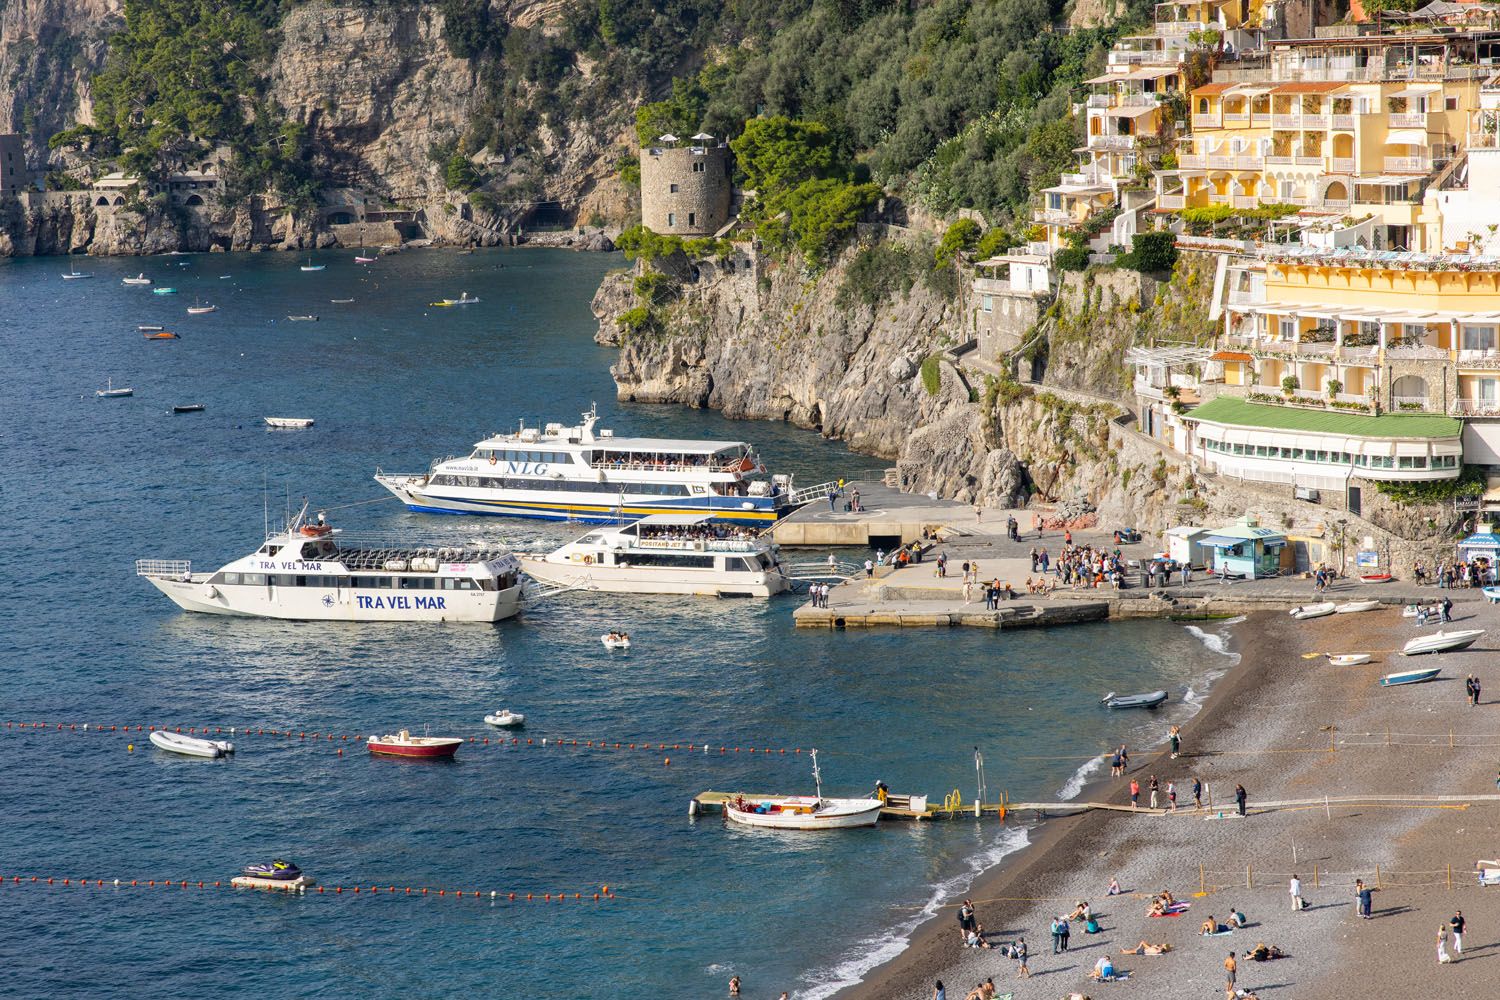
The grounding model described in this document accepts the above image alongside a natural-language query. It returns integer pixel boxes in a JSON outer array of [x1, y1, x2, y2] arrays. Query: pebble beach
[[844, 593, 1500, 1000]]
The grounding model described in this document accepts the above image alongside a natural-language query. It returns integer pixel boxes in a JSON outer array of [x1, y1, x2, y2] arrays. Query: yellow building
[[1158, 30, 1500, 250]]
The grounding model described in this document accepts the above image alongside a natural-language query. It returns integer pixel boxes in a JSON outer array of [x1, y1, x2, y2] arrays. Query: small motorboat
[[431, 292, 481, 307], [355, 255, 377, 263], [367, 729, 463, 759], [1327, 653, 1373, 667], [1101, 690, 1169, 710], [122, 273, 152, 285], [330, 298, 354, 303], [241, 859, 302, 881], [62, 267, 93, 280], [149, 729, 234, 758], [1401, 629, 1485, 656], [483, 709, 526, 727], [601, 633, 632, 650], [1483, 586, 1500, 605], [264, 417, 314, 429], [287, 315, 318, 322], [722, 751, 881, 830], [1360, 573, 1394, 584], [1380, 667, 1441, 687], [1335, 599, 1381, 614], [300, 257, 325, 272], [144, 331, 180, 340], [1290, 602, 1337, 620], [187, 303, 217, 315], [138, 325, 165, 331], [153, 287, 177, 295], [96, 378, 133, 398], [172, 403, 205, 414]]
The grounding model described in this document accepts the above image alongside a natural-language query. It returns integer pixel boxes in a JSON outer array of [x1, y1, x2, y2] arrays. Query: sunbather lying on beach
[[1120, 941, 1172, 955], [1247, 942, 1285, 961], [1068, 900, 1092, 922]]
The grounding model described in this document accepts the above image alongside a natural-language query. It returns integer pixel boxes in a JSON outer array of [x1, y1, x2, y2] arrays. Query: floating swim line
[[0, 874, 615, 902]]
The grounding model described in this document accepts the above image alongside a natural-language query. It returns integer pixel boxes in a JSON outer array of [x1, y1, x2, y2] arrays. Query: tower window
[[688, 212, 696, 227], [667, 213, 676, 227], [692, 162, 706, 173], [670, 183, 679, 193]]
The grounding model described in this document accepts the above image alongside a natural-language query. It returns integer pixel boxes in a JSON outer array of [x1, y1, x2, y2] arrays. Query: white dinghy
[[1290, 602, 1337, 620], [1334, 600, 1381, 614], [149, 730, 234, 758]]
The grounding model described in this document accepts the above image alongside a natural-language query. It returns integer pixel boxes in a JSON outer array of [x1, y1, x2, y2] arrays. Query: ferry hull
[[377, 475, 785, 526], [144, 576, 520, 623], [519, 556, 788, 597]]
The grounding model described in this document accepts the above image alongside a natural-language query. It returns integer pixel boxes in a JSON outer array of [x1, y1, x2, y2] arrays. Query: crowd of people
[[636, 523, 757, 543], [1415, 557, 1496, 589]]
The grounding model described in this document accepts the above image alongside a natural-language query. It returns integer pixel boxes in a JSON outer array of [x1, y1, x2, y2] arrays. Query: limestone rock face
[[0, 0, 123, 163]]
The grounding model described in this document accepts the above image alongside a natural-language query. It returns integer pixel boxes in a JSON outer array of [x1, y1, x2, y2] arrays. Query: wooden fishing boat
[[264, 417, 314, 429], [367, 730, 462, 759], [1360, 573, 1394, 584], [143, 331, 179, 340], [1380, 667, 1440, 687], [172, 403, 205, 414], [722, 750, 881, 830]]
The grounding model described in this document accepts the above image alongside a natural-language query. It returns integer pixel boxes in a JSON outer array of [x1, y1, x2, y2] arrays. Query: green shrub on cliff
[[632, 272, 679, 305], [920, 355, 942, 396], [1375, 466, 1483, 505], [935, 219, 981, 265], [836, 241, 919, 309]]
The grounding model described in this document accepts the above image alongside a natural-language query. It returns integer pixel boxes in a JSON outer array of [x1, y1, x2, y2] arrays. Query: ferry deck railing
[[136, 559, 191, 578], [635, 537, 761, 553]]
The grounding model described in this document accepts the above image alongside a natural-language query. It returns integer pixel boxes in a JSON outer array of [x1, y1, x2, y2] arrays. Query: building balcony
[[1454, 399, 1500, 416], [1232, 195, 1257, 209], [1251, 113, 1273, 127], [1301, 114, 1330, 129], [1331, 114, 1356, 129], [1159, 193, 1186, 209], [1155, 19, 1208, 36], [1087, 94, 1111, 109], [1295, 155, 1323, 166], [1037, 209, 1075, 226], [1387, 343, 1449, 360], [1090, 134, 1137, 150], [1322, 198, 1352, 211], [1235, 154, 1264, 170], [1333, 391, 1372, 405], [1178, 153, 1206, 168], [1289, 387, 1327, 402], [1207, 154, 1235, 169], [1193, 113, 1223, 128], [1384, 156, 1432, 173], [1330, 157, 1355, 174], [1266, 154, 1293, 165], [1225, 112, 1250, 126], [1388, 112, 1429, 128], [1118, 93, 1160, 108]]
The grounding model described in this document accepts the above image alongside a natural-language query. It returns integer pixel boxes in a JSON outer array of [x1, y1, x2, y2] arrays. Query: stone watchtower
[[0, 134, 26, 196], [639, 132, 731, 237]]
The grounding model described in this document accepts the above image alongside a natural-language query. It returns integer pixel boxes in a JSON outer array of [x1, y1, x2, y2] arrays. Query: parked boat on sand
[[1380, 667, 1441, 687], [1290, 602, 1337, 620], [1101, 690, 1169, 710], [1401, 630, 1484, 656], [1327, 653, 1373, 667], [1334, 599, 1381, 614]]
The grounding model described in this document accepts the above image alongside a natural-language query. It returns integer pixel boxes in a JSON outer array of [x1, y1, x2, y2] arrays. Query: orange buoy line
[[0, 874, 616, 902], [3, 721, 817, 756]]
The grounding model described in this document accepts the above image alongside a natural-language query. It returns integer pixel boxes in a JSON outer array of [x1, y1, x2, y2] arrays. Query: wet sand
[[838, 599, 1500, 1000]]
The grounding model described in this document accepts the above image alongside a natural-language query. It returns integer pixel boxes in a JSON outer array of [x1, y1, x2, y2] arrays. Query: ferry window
[[267, 545, 281, 557], [223, 572, 241, 585], [243, 573, 267, 586], [296, 576, 309, 587]]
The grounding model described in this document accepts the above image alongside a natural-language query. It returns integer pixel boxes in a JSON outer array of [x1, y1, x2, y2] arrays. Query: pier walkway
[[771, 479, 977, 548]]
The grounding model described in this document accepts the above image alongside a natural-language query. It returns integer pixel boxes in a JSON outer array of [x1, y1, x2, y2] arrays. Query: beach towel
[[1203, 929, 1234, 937], [1149, 902, 1191, 917]]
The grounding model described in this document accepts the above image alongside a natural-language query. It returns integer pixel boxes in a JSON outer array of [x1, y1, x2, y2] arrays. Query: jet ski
[[241, 859, 302, 880]]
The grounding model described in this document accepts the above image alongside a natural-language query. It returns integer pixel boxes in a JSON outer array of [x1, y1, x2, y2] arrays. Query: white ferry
[[135, 508, 522, 623], [374, 406, 797, 525], [520, 514, 790, 597]]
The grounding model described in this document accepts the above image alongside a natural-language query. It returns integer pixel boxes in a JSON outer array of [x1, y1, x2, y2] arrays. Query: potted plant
[[1281, 375, 1299, 396], [1326, 378, 1342, 399]]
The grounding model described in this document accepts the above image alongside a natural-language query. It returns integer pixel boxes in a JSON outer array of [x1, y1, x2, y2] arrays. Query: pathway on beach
[[847, 602, 1500, 1000]]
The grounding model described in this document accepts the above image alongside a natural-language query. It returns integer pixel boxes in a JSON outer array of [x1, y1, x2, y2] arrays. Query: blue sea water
[[0, 249, 1236, 998]]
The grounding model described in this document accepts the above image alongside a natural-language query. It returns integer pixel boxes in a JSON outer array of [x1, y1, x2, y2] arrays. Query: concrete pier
[[772, 480, 978, 548]]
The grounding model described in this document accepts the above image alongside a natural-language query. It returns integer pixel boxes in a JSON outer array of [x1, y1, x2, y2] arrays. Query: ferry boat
[[135, 506, 523, 623], [375, 406, 797, 525], [520, 514, 790, 597]]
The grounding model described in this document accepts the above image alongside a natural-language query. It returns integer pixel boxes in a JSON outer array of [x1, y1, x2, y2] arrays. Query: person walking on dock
[[827, 488, 838, 512], [1235, 783, 1248, 816], [1193, 776, 1203, 810], [1166, 780, 1177, 811], [1450, 911, 1466, 957]]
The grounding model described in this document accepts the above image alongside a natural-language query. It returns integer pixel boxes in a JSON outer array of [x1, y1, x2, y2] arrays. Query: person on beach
[[1167, 780, 1178, 811], [1089, 954, 1115, 981], [1049, 917, 1063, 954], [1149, 775, 1159, 809], [1355, 879, 1374, 918], [1110, 748, 1122, 777], [957, 900, 975, 943], [1121, 941, 1172, 955], [1058, 915, 1070, 952], [1235, 783, 1248, 816], [1472, 675, 1482, 707], [1200, 916, 1222, 935], [1289, 874, 1303, 911], [1224, 950, 1238, 988], [1450, 911, 1465, 957], [1130, 778, 1140, 809], [1015, 936, 1030, 978], [1120, 745, 1129, 771], [1170, 725, 1181, 759], [1438, 926, 1452, 964], [1229, 907, 1247, 928], [1193, 776, 1204, 809], [1108, 877, 1122, 895], [933, 980, 946, 1000]]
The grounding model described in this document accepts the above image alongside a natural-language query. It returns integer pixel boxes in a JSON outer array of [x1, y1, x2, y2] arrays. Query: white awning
[[1387, 85, 1442, 98], [1384, 129, 1430, 146], [1111, 104, 1161, 119]]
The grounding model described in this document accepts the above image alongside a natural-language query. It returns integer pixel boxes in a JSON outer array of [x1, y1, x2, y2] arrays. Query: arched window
[[95, 196, 110, 207]]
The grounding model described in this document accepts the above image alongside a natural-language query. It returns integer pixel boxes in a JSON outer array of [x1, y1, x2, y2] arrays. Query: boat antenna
[[263, 472, 269, 540], [811, 748, 823, 803]]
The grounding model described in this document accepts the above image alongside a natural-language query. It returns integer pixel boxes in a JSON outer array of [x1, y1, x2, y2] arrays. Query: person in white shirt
[[1289, 874, 1303, 911]]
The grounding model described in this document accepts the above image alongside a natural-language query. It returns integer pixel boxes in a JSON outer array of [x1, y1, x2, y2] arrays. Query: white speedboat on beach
[[1290, 602, 1337, 620], [1400, 629, 1484, 656], [375, 405, 797, 526], [521, 514, 790, 597], [723, 751, 881, 831], [150, 730, 234, 758], [136, 504, 523, 623], [1334, 599, 1381, 614]]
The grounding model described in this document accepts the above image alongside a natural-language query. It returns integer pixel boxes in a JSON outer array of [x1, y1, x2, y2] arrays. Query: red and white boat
[[1360, 573, 1394, 584], [367, 730, 463, 759]]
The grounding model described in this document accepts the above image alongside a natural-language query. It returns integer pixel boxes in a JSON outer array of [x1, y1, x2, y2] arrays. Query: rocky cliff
[[0, 0, 121, 163]]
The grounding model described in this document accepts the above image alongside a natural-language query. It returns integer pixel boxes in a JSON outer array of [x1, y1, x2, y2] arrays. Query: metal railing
[[136, 559, 191, 578], [1389, 112, 1429, 128], [1453, 399, 1500, 416], [1384, 156, 1432, 173]]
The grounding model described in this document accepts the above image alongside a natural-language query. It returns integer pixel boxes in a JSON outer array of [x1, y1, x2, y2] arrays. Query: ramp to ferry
[[772, 479, 979, 548]]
